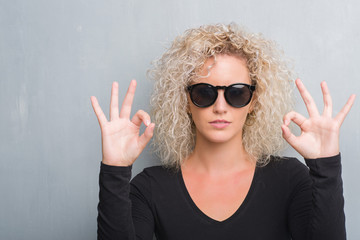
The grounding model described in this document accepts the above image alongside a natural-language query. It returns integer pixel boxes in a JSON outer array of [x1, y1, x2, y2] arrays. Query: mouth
[[209, 119, 231, 129]]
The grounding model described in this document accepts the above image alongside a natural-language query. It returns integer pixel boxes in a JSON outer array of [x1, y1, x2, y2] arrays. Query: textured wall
[[0, 0, 359, 239]]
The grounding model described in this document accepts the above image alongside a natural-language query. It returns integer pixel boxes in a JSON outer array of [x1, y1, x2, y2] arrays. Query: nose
[[213, 90, 228, 114]]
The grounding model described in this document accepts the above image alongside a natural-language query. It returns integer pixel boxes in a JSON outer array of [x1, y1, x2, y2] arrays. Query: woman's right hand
[[90, 80, 155, 166]]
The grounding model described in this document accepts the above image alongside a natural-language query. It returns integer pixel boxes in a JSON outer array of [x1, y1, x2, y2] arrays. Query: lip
[[209, 119, 231, 129]]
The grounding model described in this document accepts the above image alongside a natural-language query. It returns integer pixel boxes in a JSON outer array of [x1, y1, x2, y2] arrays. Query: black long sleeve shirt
[[97, 154, 346, 240]]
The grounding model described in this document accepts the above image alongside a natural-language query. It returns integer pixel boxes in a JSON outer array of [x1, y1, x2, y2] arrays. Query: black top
[[97, 154, 346, 240]]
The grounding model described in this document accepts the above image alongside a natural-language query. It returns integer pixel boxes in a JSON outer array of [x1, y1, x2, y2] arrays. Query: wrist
[[102, 159, 132, 167]]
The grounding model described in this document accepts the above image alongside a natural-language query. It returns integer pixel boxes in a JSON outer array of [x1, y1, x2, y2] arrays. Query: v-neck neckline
[[177, 165, 259, 224]]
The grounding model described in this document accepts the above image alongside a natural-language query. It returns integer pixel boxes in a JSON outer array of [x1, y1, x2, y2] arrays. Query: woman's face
[[189, 54, 253, 144]]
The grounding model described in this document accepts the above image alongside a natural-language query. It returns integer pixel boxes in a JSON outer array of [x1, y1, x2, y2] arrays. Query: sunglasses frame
[[186, 83, 256, 108]]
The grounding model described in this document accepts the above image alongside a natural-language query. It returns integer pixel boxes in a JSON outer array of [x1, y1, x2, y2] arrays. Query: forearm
[[97, 162, 135, 240], [305, 154, 346, 240]]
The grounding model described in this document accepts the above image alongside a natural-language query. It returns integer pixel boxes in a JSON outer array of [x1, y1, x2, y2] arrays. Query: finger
[[334, 94, 356, 125], [296, 79, 320, 117], [321, 81, 333, 117], [90, 96, 108, 127], [281, 124, 298, 148], [138, 123, 155, 150], [283, 111, 307, 128], [119, 80, 137, 119], [131, 110, 151, 128], [110, 82, 119, 121]]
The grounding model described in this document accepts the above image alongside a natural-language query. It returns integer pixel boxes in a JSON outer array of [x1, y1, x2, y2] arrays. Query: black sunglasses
[[186, 83, 256, 108]]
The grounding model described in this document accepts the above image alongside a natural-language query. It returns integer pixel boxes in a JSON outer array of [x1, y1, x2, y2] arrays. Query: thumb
[[138, 123, 155, 150], [281, 124, 297, 148]]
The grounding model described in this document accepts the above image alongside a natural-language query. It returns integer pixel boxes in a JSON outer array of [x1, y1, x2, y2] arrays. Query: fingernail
[[146, 120, 150, 126]]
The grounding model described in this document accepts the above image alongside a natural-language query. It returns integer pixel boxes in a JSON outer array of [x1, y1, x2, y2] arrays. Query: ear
[[186, 92, 192, 114], [248, 101, 254, 113], [187, 106, 192, 115], [248, 89, 258, 113]]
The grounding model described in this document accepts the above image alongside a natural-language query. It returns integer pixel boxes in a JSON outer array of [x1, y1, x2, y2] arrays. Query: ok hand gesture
[[282, 79, 355, 159], [90, 80, 155, 166]]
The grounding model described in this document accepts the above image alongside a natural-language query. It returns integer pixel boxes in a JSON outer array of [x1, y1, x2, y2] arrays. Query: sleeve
[[288, 154, 346, 240], [304, 154, 346, 240], [97, 162, 154, 240]]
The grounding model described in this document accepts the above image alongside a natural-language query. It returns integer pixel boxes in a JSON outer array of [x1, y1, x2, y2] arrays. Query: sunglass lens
[[191, 84, 217, 107], [226, 85, 251, 107]]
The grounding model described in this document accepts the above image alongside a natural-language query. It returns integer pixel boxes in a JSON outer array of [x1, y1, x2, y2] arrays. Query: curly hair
[[148, 23, 294, 169]]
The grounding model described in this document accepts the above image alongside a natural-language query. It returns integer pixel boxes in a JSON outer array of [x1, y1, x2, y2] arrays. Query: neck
[[183, 133, 254, 175]]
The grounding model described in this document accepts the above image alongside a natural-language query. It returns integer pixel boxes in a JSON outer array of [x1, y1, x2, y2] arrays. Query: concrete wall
[[1, 0, 359, 239]]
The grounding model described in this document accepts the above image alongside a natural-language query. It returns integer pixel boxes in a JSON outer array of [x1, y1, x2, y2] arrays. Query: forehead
[[195, 54, 251, 86]]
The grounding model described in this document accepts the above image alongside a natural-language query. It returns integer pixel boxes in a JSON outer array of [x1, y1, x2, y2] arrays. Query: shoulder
[[132, 165, 177, 181], [262, 156, 308, 173], [256, 156, 312, 200], [258, 156, 310, 185], [130, 165, 178, 191]]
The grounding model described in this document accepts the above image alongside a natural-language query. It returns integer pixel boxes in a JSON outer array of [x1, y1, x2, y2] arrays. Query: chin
[[195, 127, 243, 144], [201, 132, 240, 144]]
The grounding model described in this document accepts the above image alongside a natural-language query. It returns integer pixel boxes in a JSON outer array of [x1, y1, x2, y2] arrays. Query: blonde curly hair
[[148, 23, 294, 169]]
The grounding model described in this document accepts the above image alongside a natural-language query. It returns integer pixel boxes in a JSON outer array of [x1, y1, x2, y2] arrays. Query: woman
[[91, 23, 355, 240]]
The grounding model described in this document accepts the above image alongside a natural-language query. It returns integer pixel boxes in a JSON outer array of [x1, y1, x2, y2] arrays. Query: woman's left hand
[[281, 79, 356, 159]]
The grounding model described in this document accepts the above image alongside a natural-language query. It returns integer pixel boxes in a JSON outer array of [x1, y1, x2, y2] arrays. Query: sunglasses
[[186, 83, 256, 108]]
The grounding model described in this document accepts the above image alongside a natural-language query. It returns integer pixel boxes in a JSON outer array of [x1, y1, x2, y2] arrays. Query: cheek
[[188, 107, 213, 132], [234, 108, 251, 127], [189, 108, 205, 127]]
